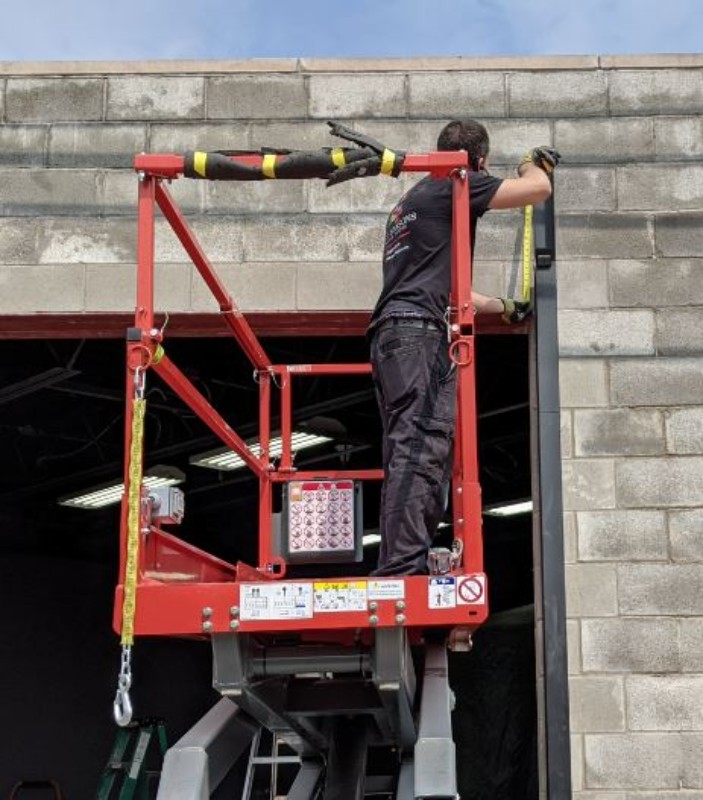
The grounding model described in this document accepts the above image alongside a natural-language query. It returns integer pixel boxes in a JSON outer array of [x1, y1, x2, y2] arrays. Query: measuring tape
[[521, 204, 534, 303]]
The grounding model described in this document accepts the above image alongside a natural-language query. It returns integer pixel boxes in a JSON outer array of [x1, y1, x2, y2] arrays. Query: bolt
[[395, 614, 406, 625], [369, 614, 379, 626], [457, 486, 463, 494], [457, 518, 464, 526], [202, 607, 213, 618], [229, 606, 240, 617], [368, 601, 378, 612], [395, 600, 406, 611], [230, 620, 240, 630], [202, 621, 213, 632]]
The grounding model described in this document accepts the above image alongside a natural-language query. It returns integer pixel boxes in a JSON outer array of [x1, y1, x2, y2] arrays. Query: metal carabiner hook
[[113, 676, 133, 727]]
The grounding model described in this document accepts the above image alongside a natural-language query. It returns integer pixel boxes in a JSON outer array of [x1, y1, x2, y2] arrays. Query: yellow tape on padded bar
[[262, 154, 277, 178], [380, 148, 396, 176], [193, 151, 208, 178], [331, 148, 346, 168], [120, 397, 146, 646], [521, 204, 533, 302]]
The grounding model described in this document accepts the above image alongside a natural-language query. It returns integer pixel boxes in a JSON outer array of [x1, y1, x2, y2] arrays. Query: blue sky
[[1, 0, 700, 61]]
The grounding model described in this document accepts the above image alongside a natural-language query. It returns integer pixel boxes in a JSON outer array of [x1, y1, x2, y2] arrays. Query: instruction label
[[240, 582, 313, 621], [457, 575, 486, 605], [367, 579, 405, 601], [428, 577, 456, 609], [313, 581, 367, 613]]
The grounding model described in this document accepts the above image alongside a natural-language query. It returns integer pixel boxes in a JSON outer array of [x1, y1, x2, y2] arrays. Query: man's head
[[436, 119, 490, 171]]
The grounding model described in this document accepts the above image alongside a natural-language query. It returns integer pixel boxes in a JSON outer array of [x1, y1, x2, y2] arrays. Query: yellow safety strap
[[262, 154, 277, 179], [120, 397, 146, 647], [380, 148, 396, 176], [331, 148, 346, 168], [151, 344, 165, 366], [193, 151, 208, 179], [521, 204, 534, 302]]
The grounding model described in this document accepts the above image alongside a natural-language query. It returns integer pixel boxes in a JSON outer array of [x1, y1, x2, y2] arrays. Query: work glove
[[325, 120, 405, 186], [501, 299, 533, 324], [518, 146, 561, 174]]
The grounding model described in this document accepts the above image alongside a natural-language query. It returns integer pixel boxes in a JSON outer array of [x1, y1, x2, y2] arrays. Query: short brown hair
[[436, 119, 490, 170]]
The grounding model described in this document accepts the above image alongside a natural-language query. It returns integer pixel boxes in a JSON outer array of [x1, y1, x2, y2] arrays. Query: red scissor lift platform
[[114, 147, 490, 799]]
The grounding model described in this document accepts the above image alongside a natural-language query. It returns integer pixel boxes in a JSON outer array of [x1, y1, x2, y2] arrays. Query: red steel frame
[[114, 150, 488, 638]]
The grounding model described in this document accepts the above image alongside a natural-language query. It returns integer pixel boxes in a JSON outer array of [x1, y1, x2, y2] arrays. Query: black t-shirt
[[369, 171, 503, 328]]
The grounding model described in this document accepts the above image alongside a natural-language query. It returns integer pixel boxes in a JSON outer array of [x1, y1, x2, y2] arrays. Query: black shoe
[[501, 298, 532, 324]]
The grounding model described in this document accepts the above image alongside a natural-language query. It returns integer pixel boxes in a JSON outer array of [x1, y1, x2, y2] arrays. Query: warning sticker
[[457, 575, 486, 605], [367, 579, 405, 601], [240, 583, 313, 621], [428, 577, 456, 609], [313, 581, 367, 613]]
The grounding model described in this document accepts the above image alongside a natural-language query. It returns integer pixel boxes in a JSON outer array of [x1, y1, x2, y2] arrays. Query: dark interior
[[0, 330, 535, 798]]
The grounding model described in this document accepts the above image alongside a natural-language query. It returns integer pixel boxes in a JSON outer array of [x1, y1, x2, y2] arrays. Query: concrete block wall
[[1, 55, 702, 797]]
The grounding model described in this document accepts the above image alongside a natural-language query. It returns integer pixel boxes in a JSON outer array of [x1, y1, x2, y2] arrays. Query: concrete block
[[555, 118, 654, 164], [149, 121, 250, 153], [568, 619, 582, 674], [680, 619, 703, 672], [573, 793, 625, 800], [37, 218, 137, 264], [407, 72, 506, 118], [655, 117, 703, 159], [0, 219, 40, 264], [566, 564, 618, 617], [509, 71, 607, 117], [577, 510, 668, 562], [627, 676, 703, 731], [474, 210, 525, 261], [207, 75, 306, 119], [554, 168, 616, 212], [585, 733, 683, 789], [557, 214, 653, 260], [482, 119, 553, 165], [206, 179, 305, 215], [570, 677, 625, 732], [557, 260, 609, 310], [618, 564, 703, 616], [102, 170, 204, 217], [6, 78, 103, 122], [154, 217, 243, 264], [559, 359, 609, 408], [248, 120, 339, 152], [0, 263, 84, 312], [656, 212, 703, 257], [669, 509, 703, 562], [297, 262, 381, 311], [86, 262, 191, 312], [564, 510, 577, 562], [572, 732, 584, 791], [190, 261, 296, 312], [683, 734, 703, 787], [562, 458, 616, 511], [656, 309, 703, 356], [573, 409, 664, 457], [618, 165, 703, 211], [581, 618, 680, 673], [616, 457, 703, 509], [107, 76, 204, 121], [624, 794, 703, 800], [609, 258, 703, 308], [346, 214, 387, 262], [0, 125, 47, 167], [328, 120, 438, 154], [0, 168, 99, 216], [308, 74, 406, 119], [558, 310, 655, 357], [609, 69, 703, 116], [562, 411, 573, 460], [307, 172, 417, 215], [241, 216, 348, 263], [49, 123, 146, 169], [611, 358, 703, 407], [666, 398, 703, 454]]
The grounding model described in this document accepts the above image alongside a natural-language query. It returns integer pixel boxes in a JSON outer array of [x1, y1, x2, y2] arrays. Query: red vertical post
[[279, 369, 293, 472], [258, 372, 273, 570], [450, 169, 483, 573]]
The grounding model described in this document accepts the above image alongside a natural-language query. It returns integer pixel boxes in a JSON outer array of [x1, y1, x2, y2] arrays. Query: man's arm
[[488, 145, 560, 210]]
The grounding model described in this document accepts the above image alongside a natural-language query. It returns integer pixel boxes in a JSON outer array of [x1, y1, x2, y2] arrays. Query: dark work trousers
[[370, 320, 456, 575]]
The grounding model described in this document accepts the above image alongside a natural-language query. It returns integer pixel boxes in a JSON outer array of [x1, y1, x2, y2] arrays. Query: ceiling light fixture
[[190, 431, 333, 471], [483, 499, 533, 517], [58, 465, 185, 510]]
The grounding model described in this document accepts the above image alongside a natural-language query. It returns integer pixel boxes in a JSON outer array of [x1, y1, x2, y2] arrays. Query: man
[[368, 119, 559, 576]]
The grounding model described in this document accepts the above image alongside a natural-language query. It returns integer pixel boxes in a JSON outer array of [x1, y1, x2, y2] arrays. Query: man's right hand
[[518, 146, 561, 174]]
